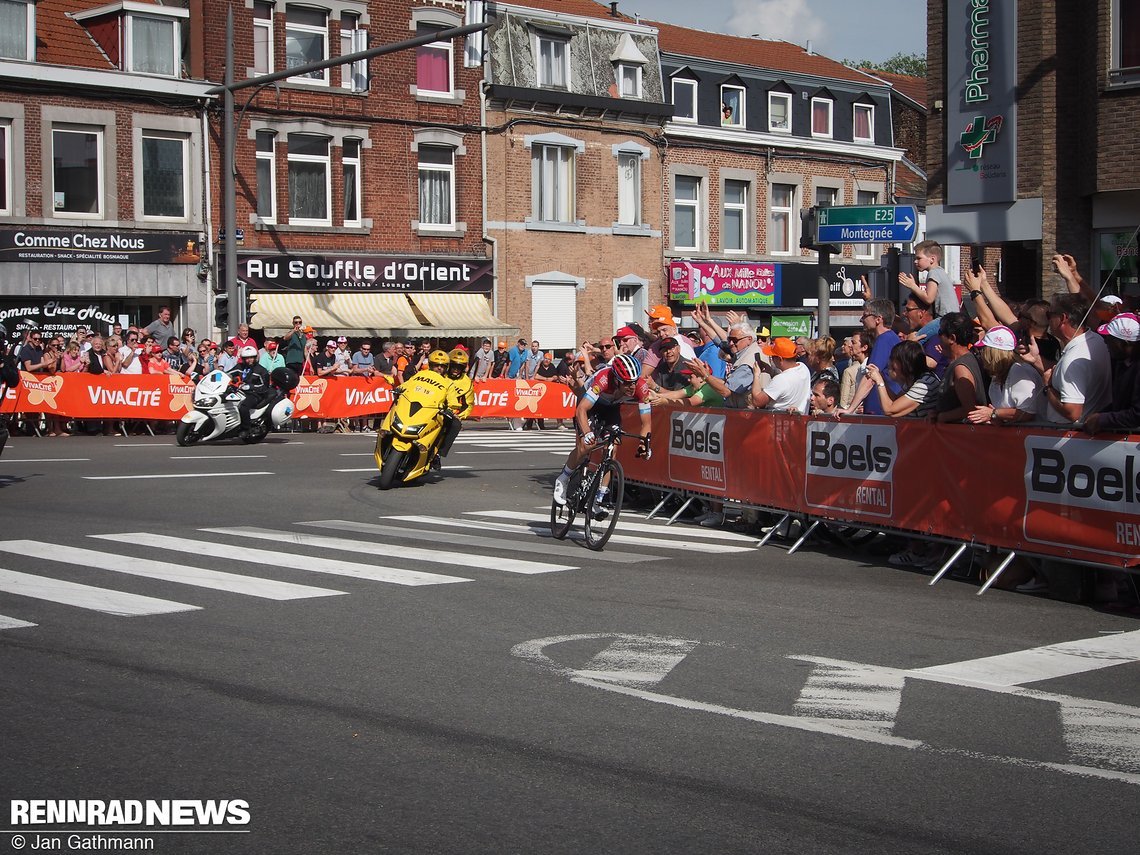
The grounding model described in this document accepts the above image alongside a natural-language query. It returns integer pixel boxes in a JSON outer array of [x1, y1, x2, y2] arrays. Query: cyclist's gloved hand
[[636, 433, 652, 459], [582, 431, 596, 446]]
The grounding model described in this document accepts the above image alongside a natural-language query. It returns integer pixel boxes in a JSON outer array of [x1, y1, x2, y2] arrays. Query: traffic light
[[215, 292, 229, 331], [799, 206, 818, 250]]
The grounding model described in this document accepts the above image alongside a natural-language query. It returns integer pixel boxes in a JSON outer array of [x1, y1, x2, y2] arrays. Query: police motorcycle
[[176, 346, 297, 446], [374, 349, 455, 489]]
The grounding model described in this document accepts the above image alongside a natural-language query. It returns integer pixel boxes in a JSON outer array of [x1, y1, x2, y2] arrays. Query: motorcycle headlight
[[394, 421, 422, 435], [197, 395, 219, 408]]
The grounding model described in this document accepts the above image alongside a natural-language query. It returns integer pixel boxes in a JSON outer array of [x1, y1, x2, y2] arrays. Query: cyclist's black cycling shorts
[[581, 402, 621, 434]]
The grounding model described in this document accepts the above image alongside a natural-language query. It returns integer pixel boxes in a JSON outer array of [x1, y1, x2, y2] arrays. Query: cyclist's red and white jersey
[[583, 366, 652, 414]]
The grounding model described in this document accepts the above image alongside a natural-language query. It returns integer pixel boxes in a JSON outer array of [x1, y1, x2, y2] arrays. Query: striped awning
[[408, 292, 516, 338], [249, 292, 425, 337]]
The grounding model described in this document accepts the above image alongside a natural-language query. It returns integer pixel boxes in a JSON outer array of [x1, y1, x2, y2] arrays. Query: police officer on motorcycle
[[234, 345, 272, 431], [0, 322, 19, 458]]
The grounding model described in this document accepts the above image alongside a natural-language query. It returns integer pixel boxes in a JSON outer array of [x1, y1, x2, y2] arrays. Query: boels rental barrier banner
[[618, 406, 1140, 570], [1, 374, 575, 421]]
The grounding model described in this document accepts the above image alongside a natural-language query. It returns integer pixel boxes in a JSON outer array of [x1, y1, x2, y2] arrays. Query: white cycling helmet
[[239, 345, 258, 358]]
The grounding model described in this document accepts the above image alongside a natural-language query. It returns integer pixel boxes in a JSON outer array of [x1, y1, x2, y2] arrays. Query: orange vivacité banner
[[616, 405, 1140, 570], [1, 373, 577, 420]]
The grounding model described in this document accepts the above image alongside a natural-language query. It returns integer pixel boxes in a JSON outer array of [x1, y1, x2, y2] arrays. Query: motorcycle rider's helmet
[[610, 353, 641, 383], [239, 345, 258, 359], [447, 348, 469, 379], [428, 349, 450, 374]]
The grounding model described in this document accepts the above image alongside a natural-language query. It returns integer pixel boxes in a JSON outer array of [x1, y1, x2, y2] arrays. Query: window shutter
[[530, 283, 577, 351]]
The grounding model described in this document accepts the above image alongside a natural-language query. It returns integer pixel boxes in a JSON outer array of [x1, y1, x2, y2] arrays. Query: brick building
[[0, 0, 213, 340], [481, 0, 671, 351], [652, 20, 910, 336], [926, 0, 1140, 300], [200, 0, 511, 342]]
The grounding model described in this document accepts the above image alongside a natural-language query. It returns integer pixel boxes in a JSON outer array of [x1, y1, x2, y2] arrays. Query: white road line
[[170, 455, 268, 460], [0, 541, 345, 602], [1, 458, 91, 463], [84, 472, 275, 481], [466, 510, 760, 543], [204, 527, 577, 575], [791, 658, 906, 736], [0, 567, 199, 617], [298, 519, 648, 564], [911, 629, 1140, 687], [339, 453, 374, 456], [0, 614, 37, 631], [385, 515, 753, 553], [113, 444, 170, 447], [91, 532, 470, 587], [573, 636, 700, 688], [332, 467, 472, 472]]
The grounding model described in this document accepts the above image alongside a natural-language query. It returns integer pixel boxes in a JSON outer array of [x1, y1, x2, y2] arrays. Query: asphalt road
[[0, 424, 1137, 854]]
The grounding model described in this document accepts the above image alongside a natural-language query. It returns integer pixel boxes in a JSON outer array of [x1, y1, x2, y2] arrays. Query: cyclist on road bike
[[553, 353, 652, 506]]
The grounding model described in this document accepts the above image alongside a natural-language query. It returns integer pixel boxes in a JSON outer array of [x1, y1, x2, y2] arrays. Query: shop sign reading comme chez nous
[[0, 228, 202, 264]]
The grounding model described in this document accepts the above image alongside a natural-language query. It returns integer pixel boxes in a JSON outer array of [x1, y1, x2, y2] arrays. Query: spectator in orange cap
[[640, 305, 696, 380], [752, 337, 811, 413], [492, 339, 510, 378]]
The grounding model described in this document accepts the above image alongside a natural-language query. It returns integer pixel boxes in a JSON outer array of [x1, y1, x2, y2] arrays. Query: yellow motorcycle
[[374, 352, 452, 489]]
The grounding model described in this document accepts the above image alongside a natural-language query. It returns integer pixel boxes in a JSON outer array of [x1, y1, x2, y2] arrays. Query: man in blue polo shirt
[[507, 338, 528, 379], [860, 298, 901, 416]]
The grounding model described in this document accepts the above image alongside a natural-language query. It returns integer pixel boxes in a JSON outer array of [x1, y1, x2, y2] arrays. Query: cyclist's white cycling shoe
[[553, 475, 569, 505]]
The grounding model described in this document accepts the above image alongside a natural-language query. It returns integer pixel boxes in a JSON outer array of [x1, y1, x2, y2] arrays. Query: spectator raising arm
[[1053, 253, 1097, 303]]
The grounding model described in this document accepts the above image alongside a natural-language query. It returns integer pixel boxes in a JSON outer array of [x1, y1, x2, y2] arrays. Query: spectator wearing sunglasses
[[17, 330, 50, 373], [283, 317, 308, 375]]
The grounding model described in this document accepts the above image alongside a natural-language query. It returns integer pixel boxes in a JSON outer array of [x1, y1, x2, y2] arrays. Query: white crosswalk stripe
[[204, 526, 578, 575], [91, 532, 472, 587], [464, 510, 761, 544], [0, 567, 199, 617], [0, 541, 345, 601], [0, 614, 37, 630]]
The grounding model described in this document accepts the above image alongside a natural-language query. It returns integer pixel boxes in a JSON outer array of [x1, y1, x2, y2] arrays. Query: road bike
[[549, 425, 645, 551]]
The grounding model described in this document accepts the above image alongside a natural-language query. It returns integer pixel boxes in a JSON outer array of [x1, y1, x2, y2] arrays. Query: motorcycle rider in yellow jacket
[[439, 348, 473, 456]]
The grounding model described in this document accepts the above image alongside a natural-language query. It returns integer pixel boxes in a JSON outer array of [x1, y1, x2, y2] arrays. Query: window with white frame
[[416, 22, 453, 95], [854, 189, 878, 259], [418, 145, 455, 230], [671, 78, 697, 122], [768, 91, 791, 133], [0, 0, 35, 61], [256, 130, 276, 222], [722, 179, 748, 254], [530, 278, 578, 351], [285, 5, 329, 84], [52, 128, 103, 218], [287, 133, 330, 224], [721, 84, 744, 126], [343, 137, 362, 226], [340, 12, 369, 91], [1111, 0, 1140, 80], [768, 183, 795, 255], [673, 175, 701, 251], [0, 121, 9, 215], [616, 63, 641, 98], [253, 1, 274, 75], [140, 133, 187, 220], [617, 151, 641, 227], [536, 34, 568, 89], [853, 103, 874, 142], [532, 144, 575, 223], [811, 97, 833, 137], [128, 13, 180, 76], [815, 185, 838, 208]]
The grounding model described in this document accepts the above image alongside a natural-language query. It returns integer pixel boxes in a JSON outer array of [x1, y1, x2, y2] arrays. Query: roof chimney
[[610, 1, 619, 16], [805, 39, 814, 55]]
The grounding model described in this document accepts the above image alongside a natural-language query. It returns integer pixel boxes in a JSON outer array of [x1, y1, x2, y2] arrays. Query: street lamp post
[[206, 6, 490, 338]]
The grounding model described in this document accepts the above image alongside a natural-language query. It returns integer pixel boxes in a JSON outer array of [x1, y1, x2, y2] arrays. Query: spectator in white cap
[[1094, 293, 1125, 326], [311, 340, 339, 378], [967, 325, 1044, 425], [1084, 312, 1140, 433], [333, 336, 352, 375]]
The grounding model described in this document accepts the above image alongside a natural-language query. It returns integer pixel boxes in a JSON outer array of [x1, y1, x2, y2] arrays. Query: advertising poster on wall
[[668, 261, 780, 306]]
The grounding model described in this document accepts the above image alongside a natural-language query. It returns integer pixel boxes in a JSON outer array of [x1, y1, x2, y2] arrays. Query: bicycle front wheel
[[550, 469, 580, 540], [584, 459, 624, 551]]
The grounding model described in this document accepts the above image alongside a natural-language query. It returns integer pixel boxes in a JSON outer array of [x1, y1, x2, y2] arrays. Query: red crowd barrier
[[616, 406, 1140, 570], [0, 373, 577, 421]]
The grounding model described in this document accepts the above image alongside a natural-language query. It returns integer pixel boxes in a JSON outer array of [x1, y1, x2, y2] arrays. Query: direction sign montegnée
[[816, 205, 918, 244]]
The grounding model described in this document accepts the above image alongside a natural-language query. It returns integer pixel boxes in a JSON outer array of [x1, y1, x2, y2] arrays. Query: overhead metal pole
[[209, 17, 491, 337]]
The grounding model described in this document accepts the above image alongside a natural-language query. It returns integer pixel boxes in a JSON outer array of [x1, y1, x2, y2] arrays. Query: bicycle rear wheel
[[583, 459, 624, 551], [549, 468, 581, 540]]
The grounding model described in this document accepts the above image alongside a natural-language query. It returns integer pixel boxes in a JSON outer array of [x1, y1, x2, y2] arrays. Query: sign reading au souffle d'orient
[[946, 0, 1017, 205], [234, 253, 494, 293]]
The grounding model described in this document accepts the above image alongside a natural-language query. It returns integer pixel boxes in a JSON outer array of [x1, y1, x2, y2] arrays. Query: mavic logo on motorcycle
[[960, 114, 1002, 160]]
